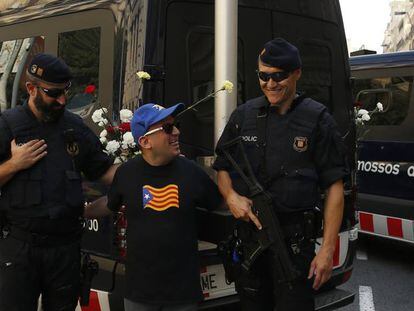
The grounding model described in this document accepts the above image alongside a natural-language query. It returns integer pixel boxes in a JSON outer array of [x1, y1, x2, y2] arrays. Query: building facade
[[383, 0, 414, 52]]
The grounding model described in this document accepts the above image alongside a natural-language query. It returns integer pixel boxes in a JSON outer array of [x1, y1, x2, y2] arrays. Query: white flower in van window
[[136, 71, 151, 80], [361, 113, 370, 122], [357, 109, 369, 117], [376, 102, 383, 112]]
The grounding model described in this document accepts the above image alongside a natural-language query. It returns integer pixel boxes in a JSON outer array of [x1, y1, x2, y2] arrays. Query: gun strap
[[256, 105, 270, 187], [221, 142, 259, 193]]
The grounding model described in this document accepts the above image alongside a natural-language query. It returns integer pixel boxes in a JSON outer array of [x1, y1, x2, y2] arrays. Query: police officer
[[0, 54, 118, 311], [213, 38, 348, 310]]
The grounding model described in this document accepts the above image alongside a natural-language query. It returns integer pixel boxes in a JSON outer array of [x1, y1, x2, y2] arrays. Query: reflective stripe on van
[[358, 211, 414, 242]]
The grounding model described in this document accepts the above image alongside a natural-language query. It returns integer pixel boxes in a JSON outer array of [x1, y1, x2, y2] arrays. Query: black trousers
[[0, 236, 81, 311], [236, 240, 315, 311]]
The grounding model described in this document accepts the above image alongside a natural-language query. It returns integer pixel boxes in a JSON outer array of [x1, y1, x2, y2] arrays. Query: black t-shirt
[[108, 155, 222, 304]]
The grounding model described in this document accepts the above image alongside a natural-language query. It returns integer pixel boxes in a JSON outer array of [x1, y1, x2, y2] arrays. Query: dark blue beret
[[27, 53, 73, 84], [259, 38, 302, 71]]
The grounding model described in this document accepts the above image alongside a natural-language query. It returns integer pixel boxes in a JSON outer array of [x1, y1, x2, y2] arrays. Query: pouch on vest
[[7, 164, 42, 209], [65, 170, 84, 211], [270, 168, 319, 210]]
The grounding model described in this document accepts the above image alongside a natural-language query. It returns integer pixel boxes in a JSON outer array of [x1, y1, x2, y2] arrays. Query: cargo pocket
[[0, 237, 27, 270], [9, 165, 42, 208], [276, 169, 319, 209], [65, 170, 84, 209]]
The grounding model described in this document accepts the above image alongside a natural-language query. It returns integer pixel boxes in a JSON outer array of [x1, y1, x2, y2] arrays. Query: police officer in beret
[[0, 54, 118, 311], [213, 38, 348, 310]]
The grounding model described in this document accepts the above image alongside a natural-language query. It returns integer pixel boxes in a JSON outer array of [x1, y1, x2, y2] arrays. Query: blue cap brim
[[148, 103, 184, 127]]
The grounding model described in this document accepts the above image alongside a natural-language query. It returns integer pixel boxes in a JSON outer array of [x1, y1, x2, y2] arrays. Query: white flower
[[98, 119, 108, 127], [120, 109, 133, 123], [122, 132, 136, 149], [92, 108, 108, 124], [114, 157, 123, 164], [122, 132, 135, 147], [106, 140, 121, 155], [136, 71, 151, 80], [221, 80, 234, 93], [99, 129, 107, 138], [376, 102, 383, 112], [357, 109, 369, 117], [361, 113, 371, 122], [99, 136, 107, 144], [355, 118, 364, 125]]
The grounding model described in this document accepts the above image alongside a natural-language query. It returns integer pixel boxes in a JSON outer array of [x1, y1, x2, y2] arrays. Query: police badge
[[293, 136, 308, 152]]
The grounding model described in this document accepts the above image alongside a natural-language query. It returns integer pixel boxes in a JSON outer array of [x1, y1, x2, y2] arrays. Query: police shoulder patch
[[293, 136, 308, 152]]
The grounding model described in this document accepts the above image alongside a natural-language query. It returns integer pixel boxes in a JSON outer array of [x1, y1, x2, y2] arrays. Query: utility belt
[[218, 209, 320, 284], [2, 226, 81, 247]]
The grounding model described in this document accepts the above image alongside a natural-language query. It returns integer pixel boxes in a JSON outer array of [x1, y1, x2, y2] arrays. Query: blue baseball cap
[[131, 103, 184, 141]]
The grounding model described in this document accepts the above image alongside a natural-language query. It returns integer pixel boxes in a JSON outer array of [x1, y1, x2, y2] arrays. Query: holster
[[217, 228, 243, 284]]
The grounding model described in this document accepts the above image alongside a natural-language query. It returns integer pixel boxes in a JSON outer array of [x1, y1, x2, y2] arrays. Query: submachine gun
[[219, 137, 300, 288]]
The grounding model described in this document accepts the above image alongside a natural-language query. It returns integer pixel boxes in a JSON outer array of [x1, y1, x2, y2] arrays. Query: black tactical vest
[[0, 105, 85, 219], [234, 96, 326, 212]]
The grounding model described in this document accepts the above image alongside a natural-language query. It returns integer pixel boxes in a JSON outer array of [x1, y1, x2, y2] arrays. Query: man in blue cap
[[213, 38, 348, 310], [0, 53, 118, 311], [84, 103, 222, 311]]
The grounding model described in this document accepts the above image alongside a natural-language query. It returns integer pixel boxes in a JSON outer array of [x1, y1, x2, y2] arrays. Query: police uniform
[[213, 39, 348, 311], [0, 54, 113, 311]]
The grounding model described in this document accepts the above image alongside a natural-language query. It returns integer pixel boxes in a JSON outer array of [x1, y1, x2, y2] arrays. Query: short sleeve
[[213, 108, 242, 171], [107, 168, 122, 212], [314, 111, 349, 189], [0, 116, 12, 163], [79, 124, 114, 180], [193, 163, 222, 211]]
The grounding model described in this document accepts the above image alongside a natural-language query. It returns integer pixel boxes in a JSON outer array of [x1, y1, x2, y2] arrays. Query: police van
[[0, 0, 357, 310], [350, 51, 414, 244]]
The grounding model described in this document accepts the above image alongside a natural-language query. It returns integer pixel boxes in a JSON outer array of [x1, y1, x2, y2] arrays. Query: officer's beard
[[34, 93, 65, 123]]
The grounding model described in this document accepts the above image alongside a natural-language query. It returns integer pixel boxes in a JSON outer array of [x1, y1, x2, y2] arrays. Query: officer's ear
[[26, 82, 37, 97], [292, 68, 302, 80], [138, 136, 151, 150]]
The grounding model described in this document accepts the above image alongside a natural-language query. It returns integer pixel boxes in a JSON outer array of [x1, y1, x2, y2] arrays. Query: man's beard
[[34, 93, 65, 122]]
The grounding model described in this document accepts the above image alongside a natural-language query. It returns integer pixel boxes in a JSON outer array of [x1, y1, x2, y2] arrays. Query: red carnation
[[119, 122, 131, 133], [106, 125, 116, 134], [84, 85, 96, 94]]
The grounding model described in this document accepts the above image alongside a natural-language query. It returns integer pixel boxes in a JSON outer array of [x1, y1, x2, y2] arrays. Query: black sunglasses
[[37, 81, 72, 99], [256, 70, 291, 83], [144, 122, 180, 136]]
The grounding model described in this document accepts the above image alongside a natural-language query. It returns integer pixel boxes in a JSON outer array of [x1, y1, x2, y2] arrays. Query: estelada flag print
[[142, 184, 179, 211]]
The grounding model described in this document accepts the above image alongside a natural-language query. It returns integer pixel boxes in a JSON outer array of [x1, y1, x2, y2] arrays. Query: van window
[[58, 27, 101, 118], [188, 30, 245, 124], [0, 36, 45, 111], [353, 76, 412, 125]]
